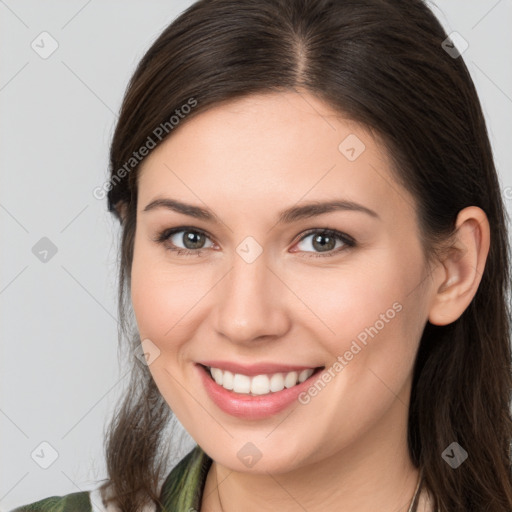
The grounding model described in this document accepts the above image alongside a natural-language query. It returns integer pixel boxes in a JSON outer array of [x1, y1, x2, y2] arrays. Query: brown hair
[[99, 0, 512, 510]]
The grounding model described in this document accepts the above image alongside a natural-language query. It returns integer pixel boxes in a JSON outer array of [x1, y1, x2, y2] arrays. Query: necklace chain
[[215, 465, 423, 512], [408, 467, 423, 512]]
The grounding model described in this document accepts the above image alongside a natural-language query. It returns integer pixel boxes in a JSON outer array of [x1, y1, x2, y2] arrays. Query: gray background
[[1, 1, 511, 509]]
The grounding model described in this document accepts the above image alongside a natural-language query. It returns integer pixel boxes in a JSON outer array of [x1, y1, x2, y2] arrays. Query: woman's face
[[131, 90, 435, 473]]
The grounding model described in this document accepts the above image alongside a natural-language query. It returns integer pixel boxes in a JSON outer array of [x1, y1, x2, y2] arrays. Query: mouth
[[198, 363, 325, 396]]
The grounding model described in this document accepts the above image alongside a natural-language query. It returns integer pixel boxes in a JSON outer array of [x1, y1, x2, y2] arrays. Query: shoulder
[[10, 446, 212, 512], [10, 491, 93, 512], [159, 444, 213, 510]]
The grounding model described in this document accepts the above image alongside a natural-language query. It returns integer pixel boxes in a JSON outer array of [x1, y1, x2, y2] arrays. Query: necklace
[[408, 467, 424, 512], [215, 465, 423, 512]]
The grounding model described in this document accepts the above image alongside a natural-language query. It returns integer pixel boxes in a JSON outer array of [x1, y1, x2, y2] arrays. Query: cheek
[[131, 274, 181, 342], [291, 253, 421, 348], [130, 237, 206, 343], [292, 245, 428, 398], [129, 243, 209, 416], [287, 253, 427, 450]]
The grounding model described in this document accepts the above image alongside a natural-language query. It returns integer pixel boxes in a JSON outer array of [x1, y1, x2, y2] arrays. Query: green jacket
[[10, 444, 212, 512]]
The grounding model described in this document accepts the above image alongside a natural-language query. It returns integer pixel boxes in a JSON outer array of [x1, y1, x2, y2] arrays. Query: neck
[[202, 395, 422, 512]]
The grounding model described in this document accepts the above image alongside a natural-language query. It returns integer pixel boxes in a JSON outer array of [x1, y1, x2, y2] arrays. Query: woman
[[12, 0, 512, 510]]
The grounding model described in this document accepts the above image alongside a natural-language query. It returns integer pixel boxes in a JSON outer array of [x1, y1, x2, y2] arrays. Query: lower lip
[[197, 364, 323, 420]]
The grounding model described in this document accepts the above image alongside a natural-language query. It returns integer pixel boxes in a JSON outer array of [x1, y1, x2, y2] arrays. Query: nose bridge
[[213, 246, 289, 343]]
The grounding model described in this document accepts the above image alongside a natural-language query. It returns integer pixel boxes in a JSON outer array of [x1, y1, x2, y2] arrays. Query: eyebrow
[[142, 197, 379, 223]]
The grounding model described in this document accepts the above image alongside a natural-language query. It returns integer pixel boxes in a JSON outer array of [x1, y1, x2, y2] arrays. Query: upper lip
[[197, 360, 323, 376]]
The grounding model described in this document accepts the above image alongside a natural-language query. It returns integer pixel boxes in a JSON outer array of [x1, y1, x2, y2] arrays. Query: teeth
[[208, 367, 315, 395], [211, 367, 223, 385], [233, 373, 251, 393], [251, 374, 270, 395], [222, 370, 234, 390], [298, 369, 313, 383], [269, 373, 285, 392], [284, 371, 298, 388]]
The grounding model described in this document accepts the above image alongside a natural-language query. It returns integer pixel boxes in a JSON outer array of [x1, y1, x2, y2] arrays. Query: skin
[[128, 90, 490, 511]]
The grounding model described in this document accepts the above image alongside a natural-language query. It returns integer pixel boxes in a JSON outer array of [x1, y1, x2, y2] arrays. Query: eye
[[155, 227, 215, 256], [293, 228, 355, 258], [154, 226, 355, 258]]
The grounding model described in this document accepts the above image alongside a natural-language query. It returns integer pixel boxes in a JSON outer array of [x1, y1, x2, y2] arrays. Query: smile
[[208, 366, 316, 395], [196, 362, 325, 419]]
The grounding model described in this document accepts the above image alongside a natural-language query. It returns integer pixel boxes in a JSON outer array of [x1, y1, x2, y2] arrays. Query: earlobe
[[428, 206, 490, 326], [114, 200, 129, 224]]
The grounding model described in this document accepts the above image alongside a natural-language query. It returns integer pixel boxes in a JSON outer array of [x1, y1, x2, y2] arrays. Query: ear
[[113, 200, 128, 224], [428, 206, 490, 326]]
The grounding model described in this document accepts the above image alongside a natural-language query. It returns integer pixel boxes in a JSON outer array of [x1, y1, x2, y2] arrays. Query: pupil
[[312, 234, 335, 252], [184, 231, 204, 249]]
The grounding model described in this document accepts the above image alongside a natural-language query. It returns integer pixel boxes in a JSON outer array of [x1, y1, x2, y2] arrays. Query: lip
[[197, 360, 318, 376], [196, 363, 324, 420]]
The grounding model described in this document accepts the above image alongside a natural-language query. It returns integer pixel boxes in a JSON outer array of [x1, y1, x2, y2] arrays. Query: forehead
[[136, 90, 416, 226]]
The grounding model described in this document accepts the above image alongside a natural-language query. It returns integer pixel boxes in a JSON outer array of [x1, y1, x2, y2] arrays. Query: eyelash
[[154, 226, 356, 259]]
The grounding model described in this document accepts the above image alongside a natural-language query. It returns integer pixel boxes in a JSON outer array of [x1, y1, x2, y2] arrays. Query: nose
[[212, 252, 291, 345]]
